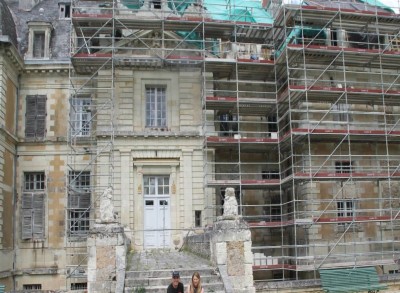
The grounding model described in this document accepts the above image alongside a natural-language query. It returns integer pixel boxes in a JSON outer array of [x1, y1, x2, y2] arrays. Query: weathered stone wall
[[87, 223, 127, 293], [211, 218, 255, 293], [184, 230, 212, 260], [109, 67, 204, 250], [0, 48, 20, 288], [14, 69, 69, 291]]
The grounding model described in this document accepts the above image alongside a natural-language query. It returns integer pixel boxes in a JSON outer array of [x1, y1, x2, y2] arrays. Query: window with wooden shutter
[[25, 95, 46, 139], [22, 172, 45, 240], [21, 192, 45, 240], [68, 171, 91, 237]]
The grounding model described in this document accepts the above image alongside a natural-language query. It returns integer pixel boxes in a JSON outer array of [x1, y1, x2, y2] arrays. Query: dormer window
[[27, 21, 52, 59], [33, 31, 45, 58], [59, 2, 71, 19]]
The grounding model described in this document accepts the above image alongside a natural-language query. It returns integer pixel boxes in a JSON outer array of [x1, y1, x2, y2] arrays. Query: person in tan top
[[187, 272, 204, 293]]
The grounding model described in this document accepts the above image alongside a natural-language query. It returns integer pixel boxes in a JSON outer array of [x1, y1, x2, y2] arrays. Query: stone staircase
[[124, 250, 225, 293]]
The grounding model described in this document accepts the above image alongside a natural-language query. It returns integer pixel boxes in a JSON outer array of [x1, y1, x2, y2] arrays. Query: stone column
[[210, 188, 255, 293], [87, 187, 126, 293], [120, 151, 131, 225], [87, 223, 126, 293], [183, 149, 193, 227]]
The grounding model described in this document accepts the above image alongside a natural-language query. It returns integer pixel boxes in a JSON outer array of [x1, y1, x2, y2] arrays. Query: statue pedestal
[[87, 223, 126, 293], [211, 218, 255, 293]]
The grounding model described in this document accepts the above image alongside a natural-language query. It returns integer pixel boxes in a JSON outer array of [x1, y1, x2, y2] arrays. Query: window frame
[[59, 2, 71, 19], [195, 210, 202, 227], [71, 282, 88, 290], [33, 31, 46, 58], [70, 96, 92, 137], [27, 21, 52, 59], [21, 172, 46, 240], [68, 171, 91, 238], [23, 284, 42, 290], [143, 175, 170, 197], [335, 161, 353, 174], [25, 95, 47, 139], [337, 199, 355, 219], [145, 86, 167, 128]]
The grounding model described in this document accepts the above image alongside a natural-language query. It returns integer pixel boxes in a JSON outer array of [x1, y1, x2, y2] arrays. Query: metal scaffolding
[[66, 0, 400, 287], [251, 0, 400, 282], [66, 0, 117, 288]]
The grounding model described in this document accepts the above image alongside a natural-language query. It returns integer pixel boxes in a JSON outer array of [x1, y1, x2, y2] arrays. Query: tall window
[[143, 176, 169, 196], [146, 87, 166, 128], [70, 97, 92, 137], [195, 210, 202, 227], [28, 22, 52, 59], [68, 171, 91, 237], [22, 172, 45, 240], [337, 200, 354, 217], [25, 95, 46, 139], [33, 31, 45, 58]]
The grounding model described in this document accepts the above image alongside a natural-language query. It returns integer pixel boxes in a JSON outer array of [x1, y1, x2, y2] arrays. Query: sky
[[378, 0, 400, 12]]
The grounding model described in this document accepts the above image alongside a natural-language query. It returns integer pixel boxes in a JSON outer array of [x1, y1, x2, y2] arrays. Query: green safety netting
[[121, 0, 273, 24], [275, 26, 326, 57], [203, 0, 273, 23], [359, 0, 395, 13], [121, 0, 143, 9], [319, 267, 387, 293]]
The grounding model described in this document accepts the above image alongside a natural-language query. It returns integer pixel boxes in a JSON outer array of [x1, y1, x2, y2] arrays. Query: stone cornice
[[0, 38, 23, 72], [0, 124, 18, 151], [24, 62, 70, 75], [1, 39, 71, 74]]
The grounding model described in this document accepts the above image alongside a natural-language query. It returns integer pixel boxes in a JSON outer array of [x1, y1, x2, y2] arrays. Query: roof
[[305, 0, 395, 14], [0, 0, 18, 47], [121, 0, 274, 24], [6, 0, 70, 60]]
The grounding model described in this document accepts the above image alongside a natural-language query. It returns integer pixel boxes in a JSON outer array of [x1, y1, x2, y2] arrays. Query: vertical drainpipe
[[12, 73, 21, 291]]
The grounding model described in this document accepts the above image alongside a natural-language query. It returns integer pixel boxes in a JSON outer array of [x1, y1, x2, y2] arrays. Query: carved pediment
[[97, 29, 203, 59]]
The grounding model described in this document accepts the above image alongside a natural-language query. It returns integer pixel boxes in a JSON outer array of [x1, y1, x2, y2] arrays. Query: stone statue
[[223, 187, 238, 217], [99, 186, 116, 223]]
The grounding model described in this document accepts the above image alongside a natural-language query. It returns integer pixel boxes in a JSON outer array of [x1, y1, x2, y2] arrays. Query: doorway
[[143, 176, 171, 248]]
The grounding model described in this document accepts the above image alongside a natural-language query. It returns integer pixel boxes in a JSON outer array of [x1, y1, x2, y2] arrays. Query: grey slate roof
[[0, 0, 18, 47], [5, 0, 71, 60]]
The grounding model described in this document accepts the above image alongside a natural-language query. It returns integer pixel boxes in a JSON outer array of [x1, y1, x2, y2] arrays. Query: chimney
[[19, 0, 40, 11]]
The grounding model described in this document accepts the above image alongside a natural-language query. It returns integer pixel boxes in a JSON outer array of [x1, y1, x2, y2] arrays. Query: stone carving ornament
[[99, 186, 116, 223], [223, 187, 238, 217]]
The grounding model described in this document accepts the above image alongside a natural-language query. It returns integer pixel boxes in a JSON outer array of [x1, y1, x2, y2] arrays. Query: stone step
[[125, 250, 225, 293], [125, 268, 218, 279], [124, 283, 225, 293], [125, 274, 222, 287]]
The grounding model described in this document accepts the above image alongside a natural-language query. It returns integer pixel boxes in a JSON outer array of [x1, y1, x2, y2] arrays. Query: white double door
[[144, 197, 171, 248]]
